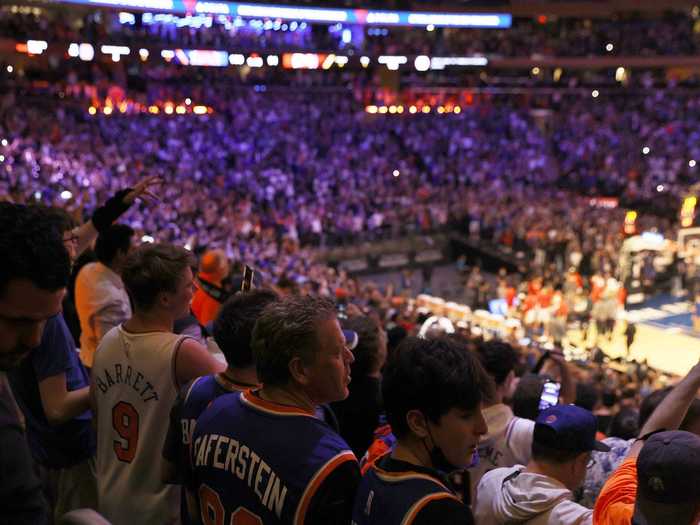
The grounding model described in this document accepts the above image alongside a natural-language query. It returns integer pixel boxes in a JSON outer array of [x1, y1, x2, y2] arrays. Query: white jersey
[[92, 325, 188, 525], [471, 403, 535, 504]]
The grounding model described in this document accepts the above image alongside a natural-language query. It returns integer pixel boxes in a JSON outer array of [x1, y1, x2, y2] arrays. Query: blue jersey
[[352, 456, 463, 525], [190, 390, 357, 524], [163, 374, 249, 525]]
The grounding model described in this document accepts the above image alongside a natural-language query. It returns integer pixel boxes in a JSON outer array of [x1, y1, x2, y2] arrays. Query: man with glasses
[[474, 404, 609, 525]]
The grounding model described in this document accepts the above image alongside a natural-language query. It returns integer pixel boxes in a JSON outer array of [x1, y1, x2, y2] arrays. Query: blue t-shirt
[[8, 314, 95, 469]]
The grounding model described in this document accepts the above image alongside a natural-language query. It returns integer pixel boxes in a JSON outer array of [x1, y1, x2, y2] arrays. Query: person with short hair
[[474, 404, 610, 524], [594, 361, 700, 525], [331, 314, 387, 458], [0, 203, 72, 524], [470, 340, 535, 503], [189, 295, 359, 524], [75, 223, 134, 368], [161, 288, 278, 523], [91, 242, 223, 525], [352, 337, 490, 525]]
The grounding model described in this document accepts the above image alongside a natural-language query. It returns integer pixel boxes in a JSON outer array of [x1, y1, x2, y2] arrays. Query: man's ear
[[406, 409, 430, 439], [288, 356, 311, 386]]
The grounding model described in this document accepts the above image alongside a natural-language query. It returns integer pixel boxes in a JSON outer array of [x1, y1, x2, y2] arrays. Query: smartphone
[[241, 265, 255, 292], [538, 381, 561, 411]]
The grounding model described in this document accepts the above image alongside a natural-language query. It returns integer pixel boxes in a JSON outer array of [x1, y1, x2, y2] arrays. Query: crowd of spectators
[[5, 199, 700, 525]]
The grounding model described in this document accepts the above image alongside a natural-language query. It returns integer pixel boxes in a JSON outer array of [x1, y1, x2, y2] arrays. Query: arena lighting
[[141, 235, 155, 243], [6, 65, 12, 73], [642, 146, 650, 155], [392, 169, 400, 177], [657, 185, 665, 192], [414, 55, 430, 72], [185, 97, 191, 105], [335, 56, 348, 67], [60, 190, 73, 200], [282, 53, 325, 69], [360, 56, 370, 68], [88, 106, 97, 115], [176, 105, 186, 114], [139, 48, 149, 61], [161, 49, 175, 61], [378, 106, 388, 114], [690, 159, 697, 168], [429, 56, 488, 69], [68, 43, 95, 61], [0, 155, 4, 162], [365, 105, 378, 114], [396, 105, 404, 114], [454, 106, 461, 114], [0, 139, 7, 146], [591, 89, 600, 98], [422, 106, 430, 113], [164, 104, 174, 114], [426, 24, 435, 31], [388, 105, 397, 114], [101, 45, 130, 61], [246, 55, 263, 67], [266, 55, 279, 66], [193, 105, 208, 114], [236, 4, 347, 23], [103, 106, 113, 115], [322, 54, 336, 70], [148, 105, 160, 114], [59, 0, 511, 27], [26, 39, 48, 55], [409, 105, 417, 114], [531, 66, 540, 76], [378, 55, 407, 70], [228, 53, 245, 65], [606, 43, 614, 52]]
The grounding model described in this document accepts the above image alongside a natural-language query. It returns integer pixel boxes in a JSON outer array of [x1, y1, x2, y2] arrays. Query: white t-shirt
[[470, 403, 534, 503]]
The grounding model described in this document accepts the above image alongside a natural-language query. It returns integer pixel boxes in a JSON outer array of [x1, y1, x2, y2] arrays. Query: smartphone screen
[[538, 381, 561, 411], [241, 265, 255, 292]]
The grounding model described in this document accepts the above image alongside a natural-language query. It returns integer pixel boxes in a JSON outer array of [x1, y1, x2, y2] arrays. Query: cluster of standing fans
[[2, 186, 700, 525]]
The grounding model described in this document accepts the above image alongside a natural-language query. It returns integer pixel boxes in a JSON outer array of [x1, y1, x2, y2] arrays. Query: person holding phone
[[474, 405, 609, 525]]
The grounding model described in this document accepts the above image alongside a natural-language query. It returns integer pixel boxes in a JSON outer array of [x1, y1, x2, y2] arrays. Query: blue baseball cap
[[343, 329, 359, 351], [534, 405, 610, 453], [636, 430, 700, 505]]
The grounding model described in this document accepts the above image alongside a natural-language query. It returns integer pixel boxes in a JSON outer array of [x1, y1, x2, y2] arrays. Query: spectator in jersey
[[90, 243, 223, 525], [470, 340, 535, 504], [191, 249, 230, 326], [474, 404, 609, 524], [189, 295, 359, 524], [352, 337, 490, 525], [74, 223, 134, 369], [595, 362, 700, 524], [331, 314, 387, 458], [162, 288, 278, 523], [0, 203, 70, 524]]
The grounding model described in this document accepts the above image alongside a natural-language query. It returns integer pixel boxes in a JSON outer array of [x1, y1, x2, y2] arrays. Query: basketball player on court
[[90, 243, 223, 525], [189, 295, 360, 524]]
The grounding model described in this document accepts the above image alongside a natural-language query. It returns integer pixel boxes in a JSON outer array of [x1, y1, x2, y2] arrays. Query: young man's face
[[303, 317, 354, 405], [430, 406, 488, 469], [0, 279, 65, 370], [167, 266, 195, 319]]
